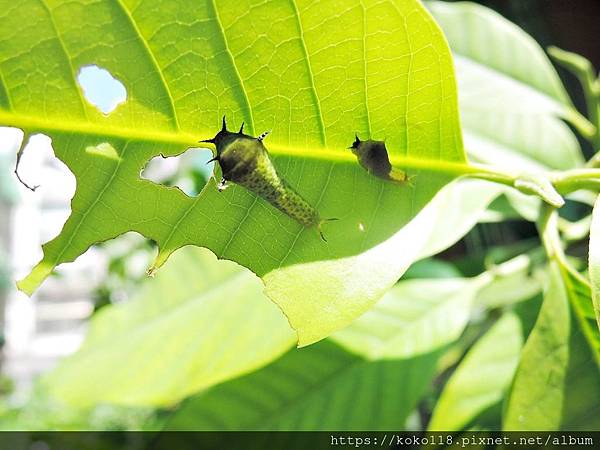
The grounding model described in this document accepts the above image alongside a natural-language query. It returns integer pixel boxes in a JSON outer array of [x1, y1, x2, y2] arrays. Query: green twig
[[537, 204, 563, 261], [586, 151, 600, 168], [551, 168, 600, 193], [549, 46, 600, 150], [537, 203, 600, 369]]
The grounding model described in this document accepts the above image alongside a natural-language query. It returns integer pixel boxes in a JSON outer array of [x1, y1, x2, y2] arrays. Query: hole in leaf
[[3, 131, 77, 278], [77, 65, 127, 114], [142, 149, 215, 196]]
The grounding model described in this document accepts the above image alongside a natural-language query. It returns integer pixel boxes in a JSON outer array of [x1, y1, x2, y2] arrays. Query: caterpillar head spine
[[200, 116, 268, 184], [348, 134, 392, 179], [200, 116, 239, 159], [348, 134, 409, 184], [349, 134, 362, 156]]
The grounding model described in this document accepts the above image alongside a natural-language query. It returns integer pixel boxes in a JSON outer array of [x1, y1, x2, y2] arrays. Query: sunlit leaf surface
[[162, 340, 441, 431], [0, 0, 463, 344], [44, 247, 295, 406]]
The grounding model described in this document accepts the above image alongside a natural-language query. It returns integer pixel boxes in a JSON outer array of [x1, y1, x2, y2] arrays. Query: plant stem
[[586, 151, 600, 168], [548, 46, 600, 150], [537, 204, 563, 262], [551, 168, 600, 193], [536, 203, 600, 369]]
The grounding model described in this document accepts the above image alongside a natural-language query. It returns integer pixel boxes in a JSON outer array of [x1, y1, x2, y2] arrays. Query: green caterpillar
[[349, 135, 409, 184], [201, 117, 333, 241]]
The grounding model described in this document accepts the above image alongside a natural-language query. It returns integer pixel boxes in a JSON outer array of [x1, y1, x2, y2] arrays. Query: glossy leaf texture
[[561, 325, 600, 431], [43, 247, 295, 407], [428, 313, 522, 431], [331, 276, 485, 359], [427, 1, 590, 222], [427, 0, 588, 172], [160, 340, 441, 431], [0, 0, 464, 345], [504, 262, 570, 431], [374, 0, 593, 256], [590, 195, 600, 334]]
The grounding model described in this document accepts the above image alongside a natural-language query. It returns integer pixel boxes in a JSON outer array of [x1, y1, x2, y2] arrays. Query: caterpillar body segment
[[201, 117, 332, 240]]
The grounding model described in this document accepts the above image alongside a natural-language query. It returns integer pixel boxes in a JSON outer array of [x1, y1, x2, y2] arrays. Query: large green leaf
[[556, 261, 600, 369], [428, 313, 522, 431], [427, 1, 588, 173], [589, 195, 600, 334], [427, 1, 591, 223], [0, 0, 464, 345], [475, 256, 544, 309], [561, 324, 600, 431], [331, 276, 485, 360], [503, 262, 570, 431], [43, 247, 295, 407], [423, 1, 589, 226], [416, 179, 504, 260], [161, 340, 440, 431]]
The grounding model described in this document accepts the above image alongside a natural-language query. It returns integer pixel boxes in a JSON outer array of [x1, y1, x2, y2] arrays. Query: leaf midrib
[[0, 110, 474, 177]]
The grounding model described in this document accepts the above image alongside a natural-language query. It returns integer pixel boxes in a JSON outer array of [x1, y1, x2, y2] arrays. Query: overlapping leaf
[[0, 0, 464, 345], [43, 247, 295, 407], [504, 262, 570, 431], [331, 276, 485, 359], [427, 0, 590, 222], [161, 340, 441, 431], [589, 195, 600, 334], [427, 0, 588, 171], [429, 313, 522, 431]]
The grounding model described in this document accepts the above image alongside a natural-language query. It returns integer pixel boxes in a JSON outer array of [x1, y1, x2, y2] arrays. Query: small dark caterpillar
[[349, 135, 409, 184], [201, 117, 334, 241]]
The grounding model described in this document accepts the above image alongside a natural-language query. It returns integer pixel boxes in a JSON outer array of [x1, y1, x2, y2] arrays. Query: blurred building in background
[[0, 128, 207, 402], [0, 131, 103, 401]]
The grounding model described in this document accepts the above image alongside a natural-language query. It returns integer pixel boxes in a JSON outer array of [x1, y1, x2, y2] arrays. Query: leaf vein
[[289, 0, 327, 145], [38, 0, 89, 120], [209, 0, 255, 133], [50, 141, 130, 270], [113, 0, 180, 130]]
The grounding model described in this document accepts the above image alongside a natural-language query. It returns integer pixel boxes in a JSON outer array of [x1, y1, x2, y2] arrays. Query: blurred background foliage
[[0, 0, 599, 433]]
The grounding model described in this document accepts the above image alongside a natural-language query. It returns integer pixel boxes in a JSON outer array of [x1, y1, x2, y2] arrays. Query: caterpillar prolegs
[[201, 117, 335, 241]]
